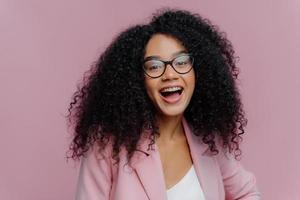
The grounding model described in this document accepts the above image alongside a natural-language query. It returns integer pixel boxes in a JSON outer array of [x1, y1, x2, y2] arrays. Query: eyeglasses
[[143, 54, 194, 78]]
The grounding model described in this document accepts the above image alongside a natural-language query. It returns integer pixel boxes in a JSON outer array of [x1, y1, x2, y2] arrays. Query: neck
[[155, 114, 184, 144]]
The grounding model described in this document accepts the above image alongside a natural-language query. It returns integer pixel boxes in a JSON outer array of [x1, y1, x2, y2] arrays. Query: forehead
[[144, 34, 187, 60]]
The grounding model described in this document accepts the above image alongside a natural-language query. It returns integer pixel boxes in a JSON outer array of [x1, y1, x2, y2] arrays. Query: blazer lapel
[[182, 118, 220, 200], [131, 118, 220, 200], [131, 133, 167, 200]]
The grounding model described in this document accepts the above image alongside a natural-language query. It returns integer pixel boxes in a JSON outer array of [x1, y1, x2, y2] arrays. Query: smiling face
[[143, 34, 195, 118]]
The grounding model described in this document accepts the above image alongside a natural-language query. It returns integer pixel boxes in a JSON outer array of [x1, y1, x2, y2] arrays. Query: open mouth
[[159, 86, 183, 98]]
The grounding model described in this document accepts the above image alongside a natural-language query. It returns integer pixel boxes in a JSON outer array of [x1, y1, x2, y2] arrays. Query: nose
[[161, 63, 178, 81]]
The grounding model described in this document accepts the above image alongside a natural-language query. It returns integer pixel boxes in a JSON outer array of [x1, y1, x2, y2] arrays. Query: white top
[[166, 165, 206, 200]]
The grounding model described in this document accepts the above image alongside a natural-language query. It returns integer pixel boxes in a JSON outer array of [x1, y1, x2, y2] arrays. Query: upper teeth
[[161, 86, 182, 92]]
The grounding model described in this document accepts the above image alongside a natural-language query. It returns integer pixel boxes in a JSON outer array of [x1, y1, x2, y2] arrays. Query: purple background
[[1, 0, 299, 199]]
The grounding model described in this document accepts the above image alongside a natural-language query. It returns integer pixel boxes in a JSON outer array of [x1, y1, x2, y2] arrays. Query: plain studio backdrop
[[0, 0, 299, 199]]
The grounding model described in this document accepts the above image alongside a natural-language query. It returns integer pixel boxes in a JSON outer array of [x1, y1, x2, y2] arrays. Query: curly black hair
[[66, 8, 247, 163]]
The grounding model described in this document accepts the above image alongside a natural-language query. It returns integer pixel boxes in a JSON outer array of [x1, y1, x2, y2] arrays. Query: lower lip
[[160, 91, 183, 104]]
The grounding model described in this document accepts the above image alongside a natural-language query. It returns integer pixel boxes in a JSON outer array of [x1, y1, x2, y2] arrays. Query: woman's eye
[[175, 59, 188, 65], [145, 61, 163, 71], [175, 56, 190, 66], [149, 65, 160, 70], [176, 61, 187, 65]]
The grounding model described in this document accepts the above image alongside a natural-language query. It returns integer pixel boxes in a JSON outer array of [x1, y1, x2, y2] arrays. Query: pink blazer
[[75, 118, 261, 200]]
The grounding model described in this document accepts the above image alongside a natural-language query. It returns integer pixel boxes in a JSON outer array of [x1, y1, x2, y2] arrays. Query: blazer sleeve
[[215, 145, 261, 200], [75, 143, 113, 200]]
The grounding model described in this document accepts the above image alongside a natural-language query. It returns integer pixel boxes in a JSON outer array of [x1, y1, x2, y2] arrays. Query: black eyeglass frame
[[142, 53, 194, 78]]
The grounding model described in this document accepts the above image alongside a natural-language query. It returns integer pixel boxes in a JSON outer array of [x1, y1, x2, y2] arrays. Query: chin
[[157, 105, 187, 118]]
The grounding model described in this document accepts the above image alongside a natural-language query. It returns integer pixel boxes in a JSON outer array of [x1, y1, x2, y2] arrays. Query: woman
[[67, 8, 261, 200]]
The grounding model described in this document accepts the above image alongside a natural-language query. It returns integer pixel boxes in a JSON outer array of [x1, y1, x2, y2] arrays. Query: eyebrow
[[144, 50, 188, 61]]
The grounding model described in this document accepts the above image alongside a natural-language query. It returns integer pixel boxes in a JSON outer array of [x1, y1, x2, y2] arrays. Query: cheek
[[192, 77, 196, 91], [188, 70, 196, 91], [144, 78, 157, 100]]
